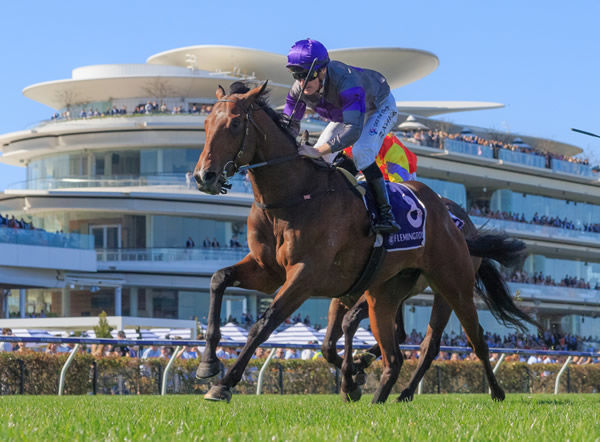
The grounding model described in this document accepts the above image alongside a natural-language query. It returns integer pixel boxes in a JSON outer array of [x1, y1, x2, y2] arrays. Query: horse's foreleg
[[205, 268, 312, 402], [322, 299, 347, 368], [197, 255, 280, 380], [398, 294, 452, 402]]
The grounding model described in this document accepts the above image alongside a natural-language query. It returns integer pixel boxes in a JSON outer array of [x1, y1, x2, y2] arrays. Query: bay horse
[[321, 198, 539, 401], [194, 82, 513, 403]]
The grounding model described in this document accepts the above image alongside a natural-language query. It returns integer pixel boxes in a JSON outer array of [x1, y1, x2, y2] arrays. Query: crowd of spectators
[[504, 269, 599, 290], [50, 101, 214, 122], [403, 128, 594, 169], [0, 214, 34, 230], [469, 205, 600, 234], [2, 325, 599, 366], [181, 235, 247, 249]]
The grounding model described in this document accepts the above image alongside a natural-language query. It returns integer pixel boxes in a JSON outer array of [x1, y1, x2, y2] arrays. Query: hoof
[[204, 385, 232, 403], [491, 387, 506, 402], [353, 370, 367, 386], [195, 361, 221, 380], [341, 386, 362, 403], [397, 389, 414, 402]]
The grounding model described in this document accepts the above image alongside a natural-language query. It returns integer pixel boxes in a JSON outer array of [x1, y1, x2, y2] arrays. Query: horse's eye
[[230, 118, 242, 132]]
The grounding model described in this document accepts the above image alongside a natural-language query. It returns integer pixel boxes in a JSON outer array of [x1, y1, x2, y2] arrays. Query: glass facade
[[490, 189, 600, 228], [419, 177, 467, 209], [26, 147, 203, 189], [12, 211, 247, 251], [522, 255, 600, 289]]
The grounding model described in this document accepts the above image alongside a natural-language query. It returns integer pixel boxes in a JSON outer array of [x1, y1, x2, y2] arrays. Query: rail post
[[554, 356, 572, 394], [256, 348, 276, 395], [18, 359, 25, 394], [92, 361, 97, 395], [161, 345, 181, 396], [58, 344, 80, 396]]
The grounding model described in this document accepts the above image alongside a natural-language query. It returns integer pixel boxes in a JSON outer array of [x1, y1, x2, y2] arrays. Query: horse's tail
[[465, 230, 526, 268], [475, 258, 542, 333]]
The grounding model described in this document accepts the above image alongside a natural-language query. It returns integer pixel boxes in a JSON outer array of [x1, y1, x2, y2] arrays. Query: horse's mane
[[228, 81, 298, 146]]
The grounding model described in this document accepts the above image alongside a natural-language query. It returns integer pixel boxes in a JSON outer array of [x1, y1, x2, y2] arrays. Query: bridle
[[216, 99, 266, 179], [214, 98, 300, 193]]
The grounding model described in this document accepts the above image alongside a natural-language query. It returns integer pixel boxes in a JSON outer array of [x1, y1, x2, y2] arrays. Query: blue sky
[[1, 1, 599, 189]]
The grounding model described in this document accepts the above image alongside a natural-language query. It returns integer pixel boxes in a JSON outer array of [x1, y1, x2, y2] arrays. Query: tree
[[93, 311, 114, 338], [141, 78, 175, 107]]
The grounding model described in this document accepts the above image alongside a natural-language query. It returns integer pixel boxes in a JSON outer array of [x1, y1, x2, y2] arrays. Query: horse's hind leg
[[398, 293, 452, 402], [366, 272, 419, 404], [428, 272, 505, 401], [321, 299, 348, 369], [197, 254, 280, 379], [367, 292, 403, 404]]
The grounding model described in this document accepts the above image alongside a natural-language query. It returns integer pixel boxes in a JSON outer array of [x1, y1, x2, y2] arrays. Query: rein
[[215, 98, 302, 190], [215, 97, 337, 210]]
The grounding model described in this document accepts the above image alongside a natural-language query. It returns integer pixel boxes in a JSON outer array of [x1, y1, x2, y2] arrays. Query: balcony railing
[[96, 247, 250, 263], [497, 149, 547, 169], [443, 139, 494, 159], [471, 216, 600, 245], [551, 158, 595, 177], [7, 174, 253, 194], [0, 227, 93, 249]]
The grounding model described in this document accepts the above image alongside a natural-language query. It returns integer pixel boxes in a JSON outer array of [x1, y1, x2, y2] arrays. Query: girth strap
[[337, 234, 387, 307]]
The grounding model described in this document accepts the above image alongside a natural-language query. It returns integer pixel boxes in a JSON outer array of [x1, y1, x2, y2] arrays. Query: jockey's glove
[[298, 144, 322, 159]]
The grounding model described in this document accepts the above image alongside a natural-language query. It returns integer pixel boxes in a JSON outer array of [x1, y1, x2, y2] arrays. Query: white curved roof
[[396, 101, 504, 117], [23, 64, 290, 110], [146, 45, 439, 90]]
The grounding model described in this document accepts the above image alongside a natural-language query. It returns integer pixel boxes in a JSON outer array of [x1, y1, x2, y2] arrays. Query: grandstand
[[0, 44, 598, 346]]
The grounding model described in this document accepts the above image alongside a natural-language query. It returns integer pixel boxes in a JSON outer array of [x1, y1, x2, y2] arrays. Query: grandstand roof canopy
[[146, 45, 440, 90]]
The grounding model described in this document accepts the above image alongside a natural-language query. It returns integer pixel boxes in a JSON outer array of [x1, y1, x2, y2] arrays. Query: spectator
[[115, 330, 134, 357], [176, 345, 198, 359], [185, 236, 195, 248], [1, 328, 13, 352], [141, 345, 161, 359], [229, 235, 242, 248]]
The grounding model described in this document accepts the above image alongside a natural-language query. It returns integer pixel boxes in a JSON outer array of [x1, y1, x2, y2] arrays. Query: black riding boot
[[368, 177, 401, 234]]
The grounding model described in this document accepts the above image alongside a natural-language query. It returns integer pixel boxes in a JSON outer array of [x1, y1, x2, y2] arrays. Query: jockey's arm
[[321, 86, 366, 154]]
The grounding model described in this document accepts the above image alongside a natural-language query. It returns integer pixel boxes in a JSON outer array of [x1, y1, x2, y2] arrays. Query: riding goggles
[[290, 68, 319, 81]]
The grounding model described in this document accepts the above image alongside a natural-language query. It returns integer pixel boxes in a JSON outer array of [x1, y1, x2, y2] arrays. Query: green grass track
[[1, 394, 598, 441]]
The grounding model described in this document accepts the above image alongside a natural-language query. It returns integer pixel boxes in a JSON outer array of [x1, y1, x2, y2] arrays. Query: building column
[[61, 288, 70, 317], [114, 286, 122, 316], [2, 290, 10, 318], [145, 290, 153, 317], [19, 289, 26, 318], [129, 287, 138, 317], [247, 294, 257, 321]]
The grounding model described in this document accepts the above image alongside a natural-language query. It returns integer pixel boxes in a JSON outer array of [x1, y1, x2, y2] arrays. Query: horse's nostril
[[204, 171, 217, 183]]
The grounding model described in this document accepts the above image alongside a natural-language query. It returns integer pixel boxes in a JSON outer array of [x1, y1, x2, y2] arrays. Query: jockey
[[283, 38, 401, 234]]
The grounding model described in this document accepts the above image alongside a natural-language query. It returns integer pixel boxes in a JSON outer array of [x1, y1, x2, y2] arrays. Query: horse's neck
[[249, 123, 321, 206]]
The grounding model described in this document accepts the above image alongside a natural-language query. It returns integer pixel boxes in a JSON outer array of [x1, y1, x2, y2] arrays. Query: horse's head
[[194, 81, 269, 195]]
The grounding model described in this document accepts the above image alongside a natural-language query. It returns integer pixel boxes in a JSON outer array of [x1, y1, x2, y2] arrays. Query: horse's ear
[[216, 85, 226, 99], [241, 80, 268, 102]]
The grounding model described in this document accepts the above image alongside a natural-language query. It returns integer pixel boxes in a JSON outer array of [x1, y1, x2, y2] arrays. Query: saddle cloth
[[360, 182, 427, 251]]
